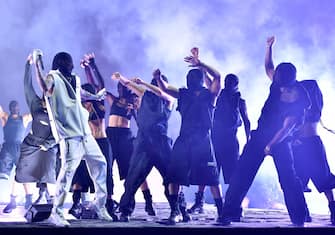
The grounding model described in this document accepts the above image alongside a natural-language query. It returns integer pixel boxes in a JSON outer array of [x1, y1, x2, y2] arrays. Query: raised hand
[[111, 72, 121, 80], [96, 88, 107, 100], [27, 54, 33, 65], [266, 36, 275, 47], [184, 47, 200, 66]]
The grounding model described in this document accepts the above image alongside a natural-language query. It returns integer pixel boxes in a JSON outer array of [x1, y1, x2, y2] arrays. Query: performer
[[37, 51, 113, 226], [219, 37, 310, 226], [188, 72, 251, 214], [15, 52, 59, 206], [0, 99, 33, 213], [155, 49, 224, 225], [106, 71, 155, 216], [68, 53, 115, 219], [114, 69, 175, 222]]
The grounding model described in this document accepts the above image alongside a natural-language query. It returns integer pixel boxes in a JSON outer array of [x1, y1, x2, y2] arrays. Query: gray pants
[[53, 135, 107, 216]]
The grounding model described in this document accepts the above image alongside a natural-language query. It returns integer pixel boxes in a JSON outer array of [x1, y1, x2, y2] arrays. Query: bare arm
[[133, 77, 175, 109], [155, 74, 180, 99], [82, 53, 105, 90], [184, 47, 221, 96], [264, 116, 297, 155], [0, 105, 8, 127], [111, 72, 145, 97], [239, 99, 251, 142], [265, 36, 275, 81]]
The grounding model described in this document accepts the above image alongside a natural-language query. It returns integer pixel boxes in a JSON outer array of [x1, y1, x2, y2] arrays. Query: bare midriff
[[297, 121, 318, 138], [108, 115, 130, 128], [89, 119, 107, 138]]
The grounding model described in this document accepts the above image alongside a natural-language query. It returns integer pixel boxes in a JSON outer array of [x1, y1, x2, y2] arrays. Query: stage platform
[[0, 202, 334, 235]]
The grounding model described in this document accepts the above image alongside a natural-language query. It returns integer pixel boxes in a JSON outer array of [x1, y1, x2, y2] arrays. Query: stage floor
[[0, 202, 334, 235]]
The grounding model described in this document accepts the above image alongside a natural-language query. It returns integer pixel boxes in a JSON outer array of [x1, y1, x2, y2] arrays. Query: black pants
[[119, 132, 172, 215], [222, 131, 306, 224], [212, 128, 239, 184]]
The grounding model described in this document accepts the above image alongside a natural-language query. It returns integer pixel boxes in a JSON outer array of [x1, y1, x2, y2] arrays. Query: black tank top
[[4, 115, 25, 143], [88, 100, 105, 121]]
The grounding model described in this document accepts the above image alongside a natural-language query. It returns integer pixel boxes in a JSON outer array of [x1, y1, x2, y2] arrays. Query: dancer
[[15, 52, 59, 206], [219, 37, 310, 226], [266, 37, 335, 225], [0, 99, 33, 213], [106, 71, 154, 216], [36, 51, 113, 226], [114, 69, 175, 222], [69, 53, 116, 219], [188, 73, 251, 214], [155, 49, 224, 224]]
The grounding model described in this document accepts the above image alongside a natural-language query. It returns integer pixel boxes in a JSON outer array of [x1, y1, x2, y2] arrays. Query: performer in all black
[[219, 37, 310, 226], [115, 69, 175, 222], [187, 71, 251, 214], [156, 49, 224, 225]]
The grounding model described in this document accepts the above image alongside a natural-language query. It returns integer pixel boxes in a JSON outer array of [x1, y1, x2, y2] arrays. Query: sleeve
[[24, 62, 40, 112]]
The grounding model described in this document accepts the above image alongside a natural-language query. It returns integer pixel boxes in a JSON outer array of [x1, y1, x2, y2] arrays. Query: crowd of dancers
[[0, 36, 335, 227]]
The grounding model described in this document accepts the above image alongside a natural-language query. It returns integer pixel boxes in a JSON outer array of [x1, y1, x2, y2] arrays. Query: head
[[52, 52, 74, 77], [117, 82, 132, 99], [9, 100, 19, 115], [151, 73, 168, 86], [273, 62, 297, 87], [186, 69, 204, 91], [224, 74, 239, 90]]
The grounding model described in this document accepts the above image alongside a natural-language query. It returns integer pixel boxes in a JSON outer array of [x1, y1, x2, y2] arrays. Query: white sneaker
[[47, 212, 70, 227], [94, 206, 114, 221]]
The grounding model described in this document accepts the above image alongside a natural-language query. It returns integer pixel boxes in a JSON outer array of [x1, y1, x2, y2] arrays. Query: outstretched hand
[[266, 36, 275, 47], [27, 54, 33, 65], [111, 72, 121, 80]]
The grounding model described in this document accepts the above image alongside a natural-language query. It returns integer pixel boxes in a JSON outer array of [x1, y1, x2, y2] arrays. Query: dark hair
[[224, 74, 239, 89], [9, 100, 18, 110], [81, 83, 96, 94], [52, 52, 74, 76], [117, 82, 133, 100], [274, 62, 297, 86], [186, 69, 204, 90]]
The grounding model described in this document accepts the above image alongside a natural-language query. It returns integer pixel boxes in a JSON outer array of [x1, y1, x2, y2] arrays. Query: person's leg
[[272, 143, 306, 226], [187, 185, 206, 214], [49, 139, 83, 226], [167, 183, 181, 224], [221, 136, 265, 225], [119, 148, 153, 221], [83, 135, 113, 221], [210, 185, 225, 222], [23, 183, 33, 209]]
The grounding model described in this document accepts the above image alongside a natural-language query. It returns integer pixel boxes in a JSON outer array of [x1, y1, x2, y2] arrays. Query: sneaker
[[94, 206, 114, 221], [47, 212, 70, 227]]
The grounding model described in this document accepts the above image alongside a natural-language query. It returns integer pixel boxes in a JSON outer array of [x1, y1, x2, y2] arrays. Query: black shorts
[[293, 136, 335, 193]]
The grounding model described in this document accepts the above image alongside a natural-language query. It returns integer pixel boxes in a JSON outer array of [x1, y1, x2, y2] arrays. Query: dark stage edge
[[0, 203, 334, 235]]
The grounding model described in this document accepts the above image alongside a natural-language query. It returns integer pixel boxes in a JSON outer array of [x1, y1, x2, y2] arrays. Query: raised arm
[[111, 72, 145, 97], [184, 47, 221, 96], [24, 54, 40, 110], [82, 53, 105, 91], [265, 36, 275, 81], [133, 75, 175, 109]]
